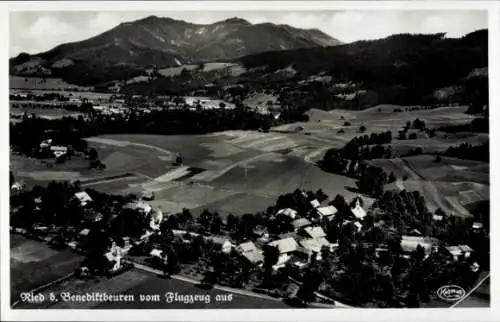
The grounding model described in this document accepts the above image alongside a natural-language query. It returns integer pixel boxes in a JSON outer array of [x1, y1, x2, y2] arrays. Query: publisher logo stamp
[[436, 285, 466, 302]]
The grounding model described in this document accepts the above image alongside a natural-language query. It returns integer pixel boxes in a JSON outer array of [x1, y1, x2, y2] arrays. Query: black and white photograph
[[2, 1, 495, 320]]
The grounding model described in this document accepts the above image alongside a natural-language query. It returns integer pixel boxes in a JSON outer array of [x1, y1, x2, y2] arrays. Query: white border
[[1, 1, 498, 321]]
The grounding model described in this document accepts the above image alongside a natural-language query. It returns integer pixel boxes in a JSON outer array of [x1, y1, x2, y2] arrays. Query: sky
[[9, 10, 487, 57]]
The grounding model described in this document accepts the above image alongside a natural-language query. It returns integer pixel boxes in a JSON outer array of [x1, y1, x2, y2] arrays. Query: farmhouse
[[268, 237, 299, 269], [316, 205, 337, 220], [276, 208, 298, 220], [104, 244, 123, 272], [237, 241, 264, 266], [302, 226, 327, 239], [74, 191, 93, 207], [124, 201, 152, 216], [401, 236, 438, 258], [310, 199, 320, 208], [205, 236, 233, 254], [11, 182, 24, 193], [149, 210, 163, 230], [291, 218, 311, 231], [350, 199, 366, 220], [445, 245, 473, 261]]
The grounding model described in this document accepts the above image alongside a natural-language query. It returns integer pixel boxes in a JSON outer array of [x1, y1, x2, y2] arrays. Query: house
[[432, 214, 444, 221], [401, 236, 438, 258], [310, 199, 320, 208], [299, 237, 332, 256], [83, 210, 103, 223], [291, 218, 311, 231], [446, 245, 473, 261], [472, 222, 484, 231], [410, 228, 422, 236], [104, 246, 122, 272], [150, 248, 164, 259], [205, 236, 233, 254], [353, 221, 363, 232], [39, 139, 52, 149], [78, 228, 90, 238], [268, 237, 299, 269], [470, 262, 480, 273], [302, 226, 327, 239], [350, 199, 366, 220], [276, 208, 298, 220], [149, 210, 163, 230], [124, 201, 152, 216], [237, 241, 264, 266], [142, 191, 155, 201], [74, 191, 93, 207], [10, 182, 24, 193], [50, 145, 68, 158], [252, 226, 269, 241], [316, 205, 337, 219]]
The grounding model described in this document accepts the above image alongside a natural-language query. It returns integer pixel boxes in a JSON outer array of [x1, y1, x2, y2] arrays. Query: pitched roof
[[268, 237, 299, 254], [206, 235, 231, 246], [150, 249, 163, 257], [241, 250, 264, 264], [459, 245, 473, 253], [303, 226, 327, 238], [310, 199, 320, 208], [239, 241, 258, 253], [79, 228, 90, 236], [276, 208, 298, 219], [401, 236, 437, 254], [317, 205, 337, 217], [292, 218, 311, 229], [351, 204, 366, 219], [75, 191, 92, 203], [446, 246, 462, 256]]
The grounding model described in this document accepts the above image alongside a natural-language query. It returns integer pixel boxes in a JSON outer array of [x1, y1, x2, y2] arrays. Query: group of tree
[[442, 141, 489, 162]]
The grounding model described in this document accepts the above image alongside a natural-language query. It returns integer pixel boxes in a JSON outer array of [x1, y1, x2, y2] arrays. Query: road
[[451, 272, 490, 308]]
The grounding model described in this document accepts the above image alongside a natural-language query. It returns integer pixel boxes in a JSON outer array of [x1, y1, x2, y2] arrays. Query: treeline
[[443, 141, 489, 162], [437, 117, 489, 134], [10, 106, 310, 156]]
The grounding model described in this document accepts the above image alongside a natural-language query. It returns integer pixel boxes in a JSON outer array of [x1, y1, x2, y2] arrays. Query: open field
[[372, 155, 489, 217], [10, 104, 487, 218], [10, 235, 83, 303], [10, 106, 84, 119], [10, 76, 93, 91], [14, 269, 289, 309]]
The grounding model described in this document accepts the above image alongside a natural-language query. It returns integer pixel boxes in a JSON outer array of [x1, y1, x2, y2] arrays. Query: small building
[[302, 226, 327, 239], [39, 139, 52, 149], [83, 210, 103, 223], [446, 245, 473, 261], [11, 182, 24, 193], [472, 222, 484, 231], [276, 208, 298, 220], [124, 201, 152, 216], [432, 214, 444, 221], [310, 199, 320, 209], [74, 191, 93, 207], [105, 247, 122, 272], [268, 237, 299, 269], [237, 241, 264, 266], [316, 205, 337, 220], [350, 199, 366, 220], [401, 236, 438, 258], [291, 218, 312, 231], [205, 236, 233, 254], [149, 210, 163, 230], [353, 221, 363, 232], [78, 228, 90, 238], [142, 191, 155, 201]]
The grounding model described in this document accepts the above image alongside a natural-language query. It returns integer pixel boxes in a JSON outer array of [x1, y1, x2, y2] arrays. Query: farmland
[[10, 234, 84, 304], [10, 104, 487, 218]]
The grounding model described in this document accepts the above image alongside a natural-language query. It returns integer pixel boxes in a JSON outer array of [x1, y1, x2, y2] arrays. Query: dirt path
[[85, 137, 175, 161]]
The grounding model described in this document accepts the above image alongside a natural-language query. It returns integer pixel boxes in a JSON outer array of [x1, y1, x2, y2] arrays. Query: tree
[[10, 171, 15, 186], [388, 172, 397, 183], [434, 154, 442, 163], [88, 148, 98, 161], [262, 245, 280, 287], [359, 125, 367, 133], [409, 133, 417, 140]]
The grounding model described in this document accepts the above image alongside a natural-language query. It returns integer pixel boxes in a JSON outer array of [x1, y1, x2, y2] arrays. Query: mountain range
[[10, 15, 341, 80]]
